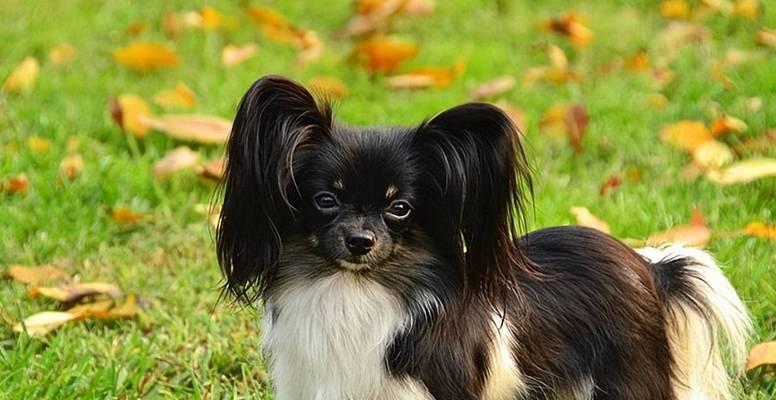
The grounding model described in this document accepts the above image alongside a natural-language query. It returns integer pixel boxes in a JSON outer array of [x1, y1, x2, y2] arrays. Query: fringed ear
[[414, 103, 534, 303], [217, 75, 331, 303]]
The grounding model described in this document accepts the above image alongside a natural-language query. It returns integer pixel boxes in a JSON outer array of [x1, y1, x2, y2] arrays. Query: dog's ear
[[414, 103, 533, 302], [217, 75, 331, 302]]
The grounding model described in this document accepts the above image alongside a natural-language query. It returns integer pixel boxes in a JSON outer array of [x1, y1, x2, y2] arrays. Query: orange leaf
[[109, 94, 153, 138], [746, 341, 776, 371], [1, 174, 29, 194], [471, 76, 516, 100], [624, 50, 650, 72], [543, 13, 594, 47], [660, 120, 713, 152], [113, 42, 179, 72], [29, 282, 123, 303], [710, 115, 747, 137], [661, 0, 690, 19], [153, 82, 196, 110], [59, 154, 85, 180], [6, 265, 67, 285], [570, 206, 611, 234], [221, 44, 257, 67], [648, 210, 710, 248], [706, 157, 776, 185], [153, 146, 200, 180], [111, 207, 143, 224], [599, 175, 622, 196], [140, 114, 231, 144], [308, 76, 349, 99], [3, 56, 39, 94], [13, 311, 77, 337], [48, 44, 77, 65], [743, 222, 776, 241], [339, 0, 404, 38], [93, 293, 140, 319], [195, 158, 226, 185], [352, 35, 418, 74], [387, 59, 466, 89]]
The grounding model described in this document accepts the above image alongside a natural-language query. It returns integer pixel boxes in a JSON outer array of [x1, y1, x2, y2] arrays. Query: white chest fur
[[262, 273, 432, 400]]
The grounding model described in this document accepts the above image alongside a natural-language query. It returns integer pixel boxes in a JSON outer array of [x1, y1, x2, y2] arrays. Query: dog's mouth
[[337, 259, 370, 271]]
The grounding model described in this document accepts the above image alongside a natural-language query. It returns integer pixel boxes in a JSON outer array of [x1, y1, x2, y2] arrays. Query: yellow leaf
[[732, 0, 759, 18], [200, 6, 222, 30], [113, 42, 179, 72], [27, 136, 51, 154], [648, 210, 710, 248], [352, 35, 418, 74], [13, 311, 77, 337], [66, 299, 114, 318], [109, 94, 153, 138], [140, 114, 231, 144], [153, 146, 200, 180], [692, 140, 733, 170], [523, 45, 580, 85], [48, 44, 77, 65], [710, 115, 747, 137], [94, 293, 139, 319], [29, 282, 123, 303], [570, 206, 611, 234], [6, 265, 67, 285], [661, 0, 690, 18], [746, 341, 776, 371], [743, 222, 776, 241], [3, 56, 39, 94], [660, 120, 713, 152], [111, 207, 143, 224], [153, 83, 196, 110], [59, 154, 84, 180], [706, 158, 776, 185], [471, 76, 516, 100], [221, 44, 257, 67], [308, 76, 349, 99], [387, 59, 466, 89]]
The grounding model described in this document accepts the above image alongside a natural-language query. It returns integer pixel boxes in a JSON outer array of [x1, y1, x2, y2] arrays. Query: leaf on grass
[[542, 13, 594, 47], [746, 341, 776, 371], [755, 28, 776, 48], [570, 207, 611, 234], [125, 21, 148, 37], [29, 282, 123, 303], [195, 158, 226, 185], [733, 0, 760, 18], [3, 56, 39, 94], [352, 35, 418, 74], [153, 83, 196, 110], [471, 76, 516, 100], [66, 299, 114, 318], [296, 31, 323, 66], [599, 175, 622, 196], [660, 0, 690, 19], [660, 120, 713, 152], [339, 0, 404, 38], [648, 209, 710, 248], [111, 207, 143, 224], [140, 115, 231, 144], [693, 140, 734, 170], [539, 103, 589, 153], [1, 174, 29, 194], [6, 265, 67, 285], [162, 10, 180, 39], [523, 45, 580, 85], [27, 136, 52, 154], [153, 146, 200, 180], [113, 42, 179, 72], [706, 158, 776, 185], [94, 293, 139, 319], [48, 44, 77, 65], [221, 44, 257, 67], [197, 6, 236, 31], [59, 154, 85, 180], [624, 50, 650, 72], [386, 59, 466, 89], [308, 76, 349, 99], [743, 222, 776, 241], [494, 102, 527, 135], [109, 94, 153, 138], [13, 311, 77, 337], [710, 116, 747, 137]]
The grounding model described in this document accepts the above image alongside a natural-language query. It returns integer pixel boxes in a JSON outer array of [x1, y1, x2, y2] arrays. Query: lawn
[[1, 0, 774, 398]]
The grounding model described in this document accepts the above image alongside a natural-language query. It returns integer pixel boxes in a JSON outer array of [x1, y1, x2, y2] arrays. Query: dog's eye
[[386, 200, 412, 220], [314, 192, 339, 211]]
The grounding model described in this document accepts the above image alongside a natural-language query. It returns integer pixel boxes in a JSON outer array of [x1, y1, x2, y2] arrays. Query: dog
[[216, 75, 751, 399]]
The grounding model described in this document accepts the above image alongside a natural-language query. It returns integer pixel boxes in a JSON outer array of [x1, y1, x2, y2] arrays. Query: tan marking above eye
[[385, 185, 398, 198], [333, 179, 344, 190]]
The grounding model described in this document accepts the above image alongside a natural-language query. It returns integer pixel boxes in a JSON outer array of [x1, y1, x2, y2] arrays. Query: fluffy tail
[[638, 245, 752, 400]]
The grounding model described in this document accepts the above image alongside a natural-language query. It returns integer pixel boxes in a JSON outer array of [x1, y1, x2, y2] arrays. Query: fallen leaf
[[661, 0, 690, 19], [733, 0, 760, 18], [244, 5, 306, 47], [570, 206, 611, 234], [352, 35, 418, 74], [599, 175, 622, 196], [693, 141, 734, 170], [113, 42, 179, 72], [199, 6, 224, 30], [296, 31, 323, 66], [48, 44, 77, 65], [195, 158, 226, 185], [624, 50, 650, 71], [746, 341, 776, 371], [539, 103, 589, 153], [140, 114, 231, 144], [471, 76, 516, 100], [6, 265, 67, 285], [1, 174, 29, 194], [523, 45, 580, 85], [109, 94, 153, 138], [27, 136, 51, 154], [494, 102, 527, 134], [94, 293, 139, 319], [743, 222, 776, 241], [3, 56, 39, 94], [126, 21, 147, 37], [710, 116, 747, 137], [543, 13, 594, 47], [153, 82, 196, 110], [221, 44, 257, 67], [59, 154, 85, 179], [660, 120, 713, 152], [755, 28, 776, 48], [648, 210, 710, 248], [308, 76, 349, 99], [706, 157, 776, 185], [29, 282, 123, 303], [111, 207, 143, 224], [162, 10, 180, 39], [386, 59, 466, 89], [66, 299, 114, 318], [13, 311, 77, 337], [339, 0, 404, 38], [153, 146, 200, 180]]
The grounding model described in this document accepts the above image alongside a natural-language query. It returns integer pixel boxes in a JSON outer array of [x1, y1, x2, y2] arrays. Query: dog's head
[[217, 75, 532, 303]]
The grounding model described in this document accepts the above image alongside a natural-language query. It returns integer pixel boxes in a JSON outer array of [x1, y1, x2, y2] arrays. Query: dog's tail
[[638, 245, 751, 400]]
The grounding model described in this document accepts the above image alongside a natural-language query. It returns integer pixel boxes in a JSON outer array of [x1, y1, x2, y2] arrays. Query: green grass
[[1, 0, 774, 398]]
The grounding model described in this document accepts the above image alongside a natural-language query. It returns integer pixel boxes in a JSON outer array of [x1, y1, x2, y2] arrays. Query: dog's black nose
[[345, 232, 375, 256]]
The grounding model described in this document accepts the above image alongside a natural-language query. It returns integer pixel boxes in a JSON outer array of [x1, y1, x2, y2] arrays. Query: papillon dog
[[217, 75, 751, 400]]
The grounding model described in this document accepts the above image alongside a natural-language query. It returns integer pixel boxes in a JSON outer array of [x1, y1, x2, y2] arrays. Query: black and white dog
[[217, 75, 751, 399]]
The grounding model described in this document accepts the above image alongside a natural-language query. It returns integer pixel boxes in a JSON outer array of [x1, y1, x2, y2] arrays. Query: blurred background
[[1, 0, 774, 398]]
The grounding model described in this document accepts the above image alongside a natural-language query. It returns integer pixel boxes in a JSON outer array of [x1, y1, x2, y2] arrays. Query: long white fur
[[636, 245, 752, 400], [482, 314, 526, 400]]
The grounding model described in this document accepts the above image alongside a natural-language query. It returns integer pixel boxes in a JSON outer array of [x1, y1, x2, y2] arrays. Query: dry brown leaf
[[660, 120, 713, 152], [195, 158, 226, 185], [13, 311, 77, 337], [109, 94, 153, 138], [59, 154, 85, 180], [153, 83, 196, 110], [706, 157, 776, 185], [3, 56, 39, 94], [743, 222, 776, 241], [661, 0, 690, 18], [471, 76, 516, 100], [648, 210, 710, 248], [48, 44, 77, 65], [6, 265, 67, 285], [746, 341, 776, 371], [29, 282, 123, 303], [570, 206, 611, 234], [140, 114, 231, 144], [221, 44, 257, 67], [352, 35, 418, 74], [1, 174, 29, 194], [543, 13, 594, 47], [710, 116, 747, 137], [111, 207, 143, 224], [756, 28, 776, 47], [386, 59, 466, 90], [113, 42, 179, 72], [495, 102, 527, 135], [27, 136, 51, 154], [153, 146, 200, 180], [308, 76, 349, 99]]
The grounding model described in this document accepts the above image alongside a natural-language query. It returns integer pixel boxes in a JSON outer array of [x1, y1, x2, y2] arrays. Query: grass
[[0, 0, 774, 398]]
